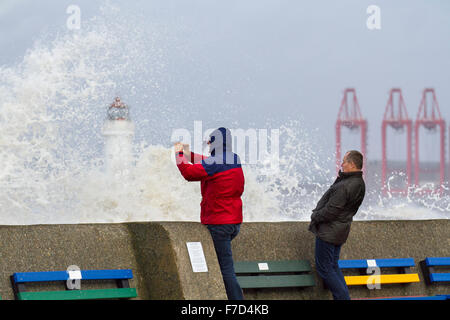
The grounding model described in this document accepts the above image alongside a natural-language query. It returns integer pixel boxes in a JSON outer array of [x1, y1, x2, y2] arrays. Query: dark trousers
[[207, 224, 244, 300], [315, 236, 350, 300]]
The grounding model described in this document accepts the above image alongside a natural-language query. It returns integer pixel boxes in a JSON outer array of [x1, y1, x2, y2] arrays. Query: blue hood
[[209, 127, 232, 156]]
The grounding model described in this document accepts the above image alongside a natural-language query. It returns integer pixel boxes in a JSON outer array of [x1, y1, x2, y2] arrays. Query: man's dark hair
[[346, 150, 363, 169]]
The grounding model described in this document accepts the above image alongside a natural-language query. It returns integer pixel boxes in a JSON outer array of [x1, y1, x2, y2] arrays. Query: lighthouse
[[101, 97, 135, 177]]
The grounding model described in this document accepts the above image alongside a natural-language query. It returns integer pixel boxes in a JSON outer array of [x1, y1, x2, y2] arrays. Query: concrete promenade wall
[[233, 220, 449, 299], [0, 220, 448, 300]]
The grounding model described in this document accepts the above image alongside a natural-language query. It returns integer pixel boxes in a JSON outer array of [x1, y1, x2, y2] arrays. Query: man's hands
[[174, 142, 183, 152], [174, 142, 190, 154]]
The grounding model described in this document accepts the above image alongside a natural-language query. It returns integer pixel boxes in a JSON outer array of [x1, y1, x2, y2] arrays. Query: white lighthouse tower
[[101, 97, 135, 178]]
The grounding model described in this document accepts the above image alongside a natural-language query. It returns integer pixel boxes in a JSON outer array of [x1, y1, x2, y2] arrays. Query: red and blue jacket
[[176, 150, 244, 225]]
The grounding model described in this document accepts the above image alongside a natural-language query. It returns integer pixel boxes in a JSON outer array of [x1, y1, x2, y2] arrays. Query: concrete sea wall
[[0, 220, 448, 300]]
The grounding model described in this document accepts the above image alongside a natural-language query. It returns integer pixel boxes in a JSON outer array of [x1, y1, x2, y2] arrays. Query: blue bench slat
[[14, 271, 67, 283], [430, 273, 450, 282], [13, 269, 133, 283], [425, 257, 450, 266], [338, 260, 368, 269], [338, 258, 415, 269]]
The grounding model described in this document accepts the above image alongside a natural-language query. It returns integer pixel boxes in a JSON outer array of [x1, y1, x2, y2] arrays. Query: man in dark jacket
[[174, 127, 244, 300], [308, 150, 366, 300]]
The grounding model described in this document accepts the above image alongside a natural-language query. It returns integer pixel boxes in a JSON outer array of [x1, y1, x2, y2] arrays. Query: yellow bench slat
[[344, 273, 420, 286]]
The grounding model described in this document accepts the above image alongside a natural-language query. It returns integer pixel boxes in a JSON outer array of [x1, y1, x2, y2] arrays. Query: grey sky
[[1, 0, 449, 164]]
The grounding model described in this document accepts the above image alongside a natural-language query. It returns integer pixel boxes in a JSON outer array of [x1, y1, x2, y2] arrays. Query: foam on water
[[0, 3, 448, 225]]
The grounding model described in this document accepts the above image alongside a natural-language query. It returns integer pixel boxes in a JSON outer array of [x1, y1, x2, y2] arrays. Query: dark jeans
[[207, 224, 244, 300], [315, 236, 350, 300]]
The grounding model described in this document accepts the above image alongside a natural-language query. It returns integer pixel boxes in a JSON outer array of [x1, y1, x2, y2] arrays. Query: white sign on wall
[[186, 242, 208, 273]]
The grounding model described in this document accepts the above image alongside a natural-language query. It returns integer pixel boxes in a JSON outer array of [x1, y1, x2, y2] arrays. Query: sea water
[[0, 3, 448, 225]]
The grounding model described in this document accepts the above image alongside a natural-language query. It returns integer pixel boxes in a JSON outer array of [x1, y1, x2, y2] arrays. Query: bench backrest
[[420, 257, 450, 284], [338, 258, 419, 286], [11, 269, 137, 300], [234, 260, 315, 289]]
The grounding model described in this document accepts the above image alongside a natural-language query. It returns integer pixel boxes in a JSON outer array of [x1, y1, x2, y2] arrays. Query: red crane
[[335, 88, 367, 173], [381, 88, 412, 195], [414, 88, 445, 194]]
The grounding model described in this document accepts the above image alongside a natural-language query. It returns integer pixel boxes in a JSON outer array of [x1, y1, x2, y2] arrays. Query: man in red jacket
[[174, 127, 244, 300]]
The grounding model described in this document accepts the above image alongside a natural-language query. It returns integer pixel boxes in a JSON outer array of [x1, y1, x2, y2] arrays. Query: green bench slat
[[237, 274, 315, 288], [234, 260, 311, 273], [17, 288, 137, 300]]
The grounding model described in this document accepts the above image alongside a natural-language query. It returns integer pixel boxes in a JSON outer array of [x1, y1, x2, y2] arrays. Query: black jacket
[[308, 170, 365, 245]]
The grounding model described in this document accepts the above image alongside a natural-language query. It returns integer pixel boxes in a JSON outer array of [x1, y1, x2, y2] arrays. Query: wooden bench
[[338, 258, 420, 286], [234, 260, 315, 289], [11, 269, 137, 300], [420, 257, 450, 285]]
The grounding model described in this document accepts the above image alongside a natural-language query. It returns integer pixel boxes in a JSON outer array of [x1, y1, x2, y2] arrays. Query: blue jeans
[[315, 236, 350, 300], [207, 224, 244, 300]]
